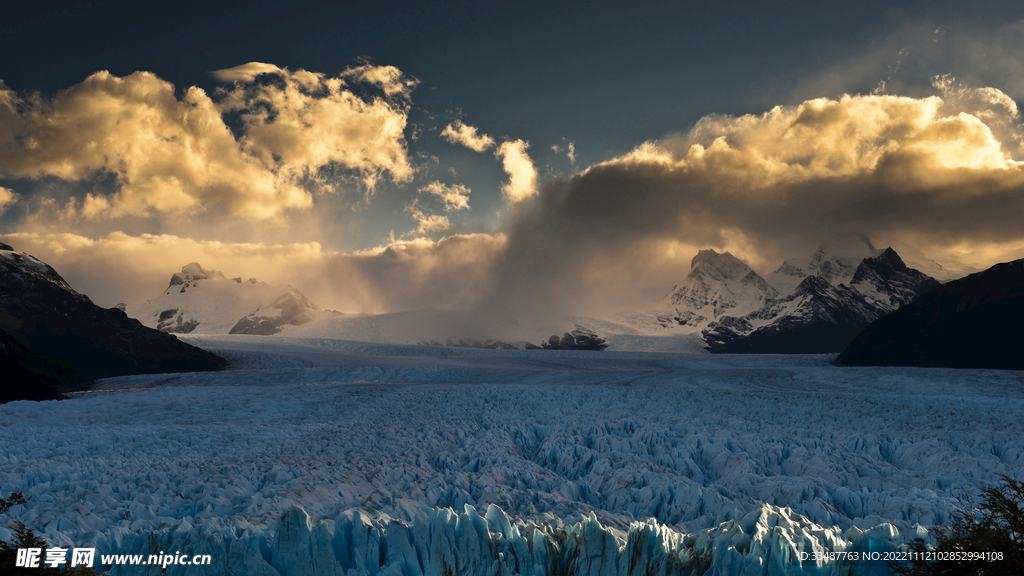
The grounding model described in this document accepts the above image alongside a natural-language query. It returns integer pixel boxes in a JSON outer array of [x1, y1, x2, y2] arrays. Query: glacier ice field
[[1, 335, 1022, 575]]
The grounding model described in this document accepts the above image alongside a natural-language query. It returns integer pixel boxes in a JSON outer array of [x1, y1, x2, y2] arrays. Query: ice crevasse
[[104, 502, 921, 576]]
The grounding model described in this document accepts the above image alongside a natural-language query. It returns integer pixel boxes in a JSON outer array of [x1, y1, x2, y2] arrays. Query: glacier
[[1, 335, 1022, 575]]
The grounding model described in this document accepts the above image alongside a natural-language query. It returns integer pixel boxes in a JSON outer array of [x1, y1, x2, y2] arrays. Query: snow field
[[1, 336, 1022, 575]]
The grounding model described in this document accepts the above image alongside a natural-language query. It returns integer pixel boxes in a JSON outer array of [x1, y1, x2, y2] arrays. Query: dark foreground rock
[[416, 326, 608, 351], [837, 259, 1024, 369], [542, 325, 608, 351], [0, 327, 67, 403], [0, 244, 225, 402]]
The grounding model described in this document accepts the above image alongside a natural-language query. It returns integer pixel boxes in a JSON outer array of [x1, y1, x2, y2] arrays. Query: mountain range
[[5, 238, 1016, 381], [122, 243, 967, 355], [608, 242, 953, 353], [701, 247, 940, 353], [125, 263, 341, 336]]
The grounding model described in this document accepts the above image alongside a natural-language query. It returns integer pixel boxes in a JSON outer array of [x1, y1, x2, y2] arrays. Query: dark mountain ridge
[[0, 243, 226, 403], [837, 258, 1024, 369]]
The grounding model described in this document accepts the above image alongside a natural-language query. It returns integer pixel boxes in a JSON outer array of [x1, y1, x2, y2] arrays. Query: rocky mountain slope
[[0, 326, 66, 403], [126, 263, 340, 335], [0, 243, 225, 402], [838, 258, 1024, 369]]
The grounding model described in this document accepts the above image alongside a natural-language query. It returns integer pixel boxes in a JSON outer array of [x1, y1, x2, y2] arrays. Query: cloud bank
[[483, 82, 1024, 318], [0, 64, 415, 220]]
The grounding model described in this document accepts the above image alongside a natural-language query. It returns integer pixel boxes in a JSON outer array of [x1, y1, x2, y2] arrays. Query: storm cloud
[[483, 83, 1024, 318]]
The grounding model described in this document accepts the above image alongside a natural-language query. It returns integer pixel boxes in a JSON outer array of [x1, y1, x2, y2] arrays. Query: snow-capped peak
[[168, 262, 227, 288], [126, 263, 338, 335], [687, 249, 754, 282], [765, 239, 882, 295], [659, 249, 778, 330], [0, 241, 78, 294], [0, 242, 61, 278]]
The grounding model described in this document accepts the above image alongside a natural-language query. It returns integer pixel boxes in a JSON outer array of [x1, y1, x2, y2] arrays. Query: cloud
[[440, 120, 495, 152], [339, 63, 419, 97], [0, 231, 506, 314], [0, 186, 16, 214], [553, 142, 577, 164], [0, 65, 414, 220], [210, 62, 283, 83], [217, 64, 415, 191], [653, 90, 1018, 190], [0, 71, 303, 219], [419, 181, 470, 211], [495, 140, 538, 203], [408, 209, 451, 235]]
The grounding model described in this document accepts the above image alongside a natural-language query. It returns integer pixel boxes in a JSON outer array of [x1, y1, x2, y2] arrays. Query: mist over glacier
[[1, 336, 1021, 574]]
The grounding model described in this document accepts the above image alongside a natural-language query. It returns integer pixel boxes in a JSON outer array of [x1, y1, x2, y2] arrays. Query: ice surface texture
[[1, 336, 1022, 574]]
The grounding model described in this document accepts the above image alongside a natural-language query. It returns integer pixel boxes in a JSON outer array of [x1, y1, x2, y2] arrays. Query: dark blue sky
[[5, 0, 1021, 165]]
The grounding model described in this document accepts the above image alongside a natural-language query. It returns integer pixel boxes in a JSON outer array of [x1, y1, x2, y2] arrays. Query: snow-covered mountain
[[605, 243, 943, 353], [704, 248, 940, 353], [126, 263, 340, 335], [764, 241, 979, 293], [763, 243, 869, 296], [659, 249, 778, 331]]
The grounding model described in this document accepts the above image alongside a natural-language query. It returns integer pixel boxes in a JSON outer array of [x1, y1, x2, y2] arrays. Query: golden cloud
[[440, 120, 495, 152], [496, 139, 538, 203], [419, 181, 470, 211], [215, 65, 415, 191], [0, 186, 16, 214], [0, 65, 415, 220], [640, 90, 1021, 193]]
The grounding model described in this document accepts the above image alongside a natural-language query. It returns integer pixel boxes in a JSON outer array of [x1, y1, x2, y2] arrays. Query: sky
[[3, 0, 1024, 320]]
